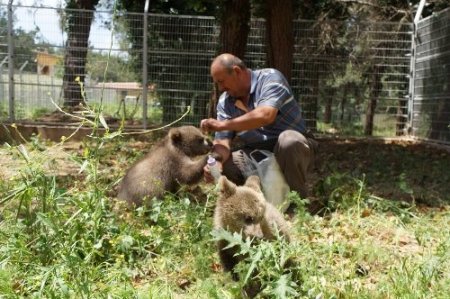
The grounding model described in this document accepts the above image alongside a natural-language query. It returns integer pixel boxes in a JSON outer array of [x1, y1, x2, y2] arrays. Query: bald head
[[211, 53, 247, 74], [210, 53, 251, 99]]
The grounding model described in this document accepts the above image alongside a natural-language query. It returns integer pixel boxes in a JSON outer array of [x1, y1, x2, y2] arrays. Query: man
[[200, 53, 317, 201]]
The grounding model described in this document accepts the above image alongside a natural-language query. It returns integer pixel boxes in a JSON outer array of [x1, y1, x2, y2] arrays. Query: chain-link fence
[[1, 4, 445, 142], [411, 7, 450, 143]]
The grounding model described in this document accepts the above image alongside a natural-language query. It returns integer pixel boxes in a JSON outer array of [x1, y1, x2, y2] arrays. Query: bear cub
[[117, 125, 212, 207], [213, 175, 291, 277]]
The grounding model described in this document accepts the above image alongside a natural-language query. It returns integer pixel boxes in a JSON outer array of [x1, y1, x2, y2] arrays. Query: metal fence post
[[407, 26, 416, 136], [0, 57, 7, 107], [407, 0, 427, 135], [142, 0, 150, 129], [7, 0, 15, 122]]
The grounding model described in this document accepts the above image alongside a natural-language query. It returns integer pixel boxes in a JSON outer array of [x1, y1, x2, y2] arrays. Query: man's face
[[211, 64, 245, 98]]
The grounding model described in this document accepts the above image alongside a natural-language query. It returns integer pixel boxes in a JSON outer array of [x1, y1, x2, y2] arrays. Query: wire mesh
[[412, 7, 450, 144], [0, 4, 420, 139]]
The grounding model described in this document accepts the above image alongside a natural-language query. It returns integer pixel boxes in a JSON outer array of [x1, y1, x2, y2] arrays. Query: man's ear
[[218, 175, 236, 198], [244, 175, 262, 192], [233, 65, 242, 76], [169, 127, 181, 144]]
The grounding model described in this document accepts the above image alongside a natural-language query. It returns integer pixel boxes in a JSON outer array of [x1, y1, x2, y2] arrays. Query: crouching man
[[200, 53, 318, 212]]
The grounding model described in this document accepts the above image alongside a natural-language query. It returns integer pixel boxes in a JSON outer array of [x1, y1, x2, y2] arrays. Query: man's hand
[[200, 118, 225, 133], [201, 106, 278, 134]]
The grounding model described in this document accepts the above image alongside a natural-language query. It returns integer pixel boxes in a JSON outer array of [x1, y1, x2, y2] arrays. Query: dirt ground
[[1, 135, 449, 207], [311, 136, 450, 206]]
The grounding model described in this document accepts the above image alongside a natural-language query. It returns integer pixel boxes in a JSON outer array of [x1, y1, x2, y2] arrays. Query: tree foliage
[[23, 0, 450, 123], [0, 7, 52, 73], [116, 0, 217, 15], [86, 52, 137, 83]]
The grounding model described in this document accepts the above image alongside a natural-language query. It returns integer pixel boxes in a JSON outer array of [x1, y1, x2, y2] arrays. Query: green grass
[[1, 112, 449, 298]]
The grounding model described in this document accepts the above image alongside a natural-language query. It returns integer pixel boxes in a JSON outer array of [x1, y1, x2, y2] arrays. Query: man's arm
[[200, 106, 278, 133]]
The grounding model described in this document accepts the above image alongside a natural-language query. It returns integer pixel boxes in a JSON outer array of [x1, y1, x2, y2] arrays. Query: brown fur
[[213, 175, 291, 277], [117, 126, 212, 207]]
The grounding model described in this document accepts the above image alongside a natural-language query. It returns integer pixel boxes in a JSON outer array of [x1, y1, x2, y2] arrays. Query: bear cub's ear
[[169, 128, 182, 143], [244, 175, 262, 192], [218, 175, 236, 198]]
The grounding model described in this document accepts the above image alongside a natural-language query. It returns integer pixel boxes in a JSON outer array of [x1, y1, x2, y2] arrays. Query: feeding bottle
[[207, 155, 222, 182]]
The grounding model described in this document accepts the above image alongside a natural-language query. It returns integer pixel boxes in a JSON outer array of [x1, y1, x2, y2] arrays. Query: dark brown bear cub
[[117, 125, 212, 207]]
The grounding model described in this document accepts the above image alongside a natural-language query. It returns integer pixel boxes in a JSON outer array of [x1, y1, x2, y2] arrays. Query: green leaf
[[17, 144, 30, 162], [99, 113, 109, 130], [36, 213, 57, 235], [103, 131, 122, 139], [273, 274, 299, 299], [120, 235, 134, 250], [211, 229, 252, 254], [244, 249, 262, 283], [93, 239, 103, 250], [79, 160, 89, 174]]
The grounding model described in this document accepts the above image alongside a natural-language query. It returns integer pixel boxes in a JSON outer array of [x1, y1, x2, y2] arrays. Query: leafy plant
[[1, 134, 450, 297], [211, 228, 301, 298], [313, 172, 366, 211]]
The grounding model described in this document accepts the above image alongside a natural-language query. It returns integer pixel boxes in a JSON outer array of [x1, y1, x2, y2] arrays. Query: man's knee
[[276, 130, 315, 175], [277, 130, 310, 155]]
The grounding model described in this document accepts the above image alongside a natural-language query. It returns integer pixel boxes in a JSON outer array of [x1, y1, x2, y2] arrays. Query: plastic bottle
[[207, 155, 222, 182]]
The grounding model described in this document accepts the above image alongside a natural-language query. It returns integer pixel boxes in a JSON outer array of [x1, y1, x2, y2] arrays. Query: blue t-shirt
[[215, 68, 306, 143]]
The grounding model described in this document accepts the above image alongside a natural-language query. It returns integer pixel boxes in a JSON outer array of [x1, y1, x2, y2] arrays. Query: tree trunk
[[265, 0, 294, 82], [218, 0, 250, 58], [365, 65, 384, 135], [340, 88, 348, 123], [324, 96, 332, 124], [208, 0, 251, 118], [63, 1, 98, 107]]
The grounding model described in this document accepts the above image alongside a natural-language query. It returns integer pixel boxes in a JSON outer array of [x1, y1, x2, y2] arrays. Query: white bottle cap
[[207, 155, 216, 166]]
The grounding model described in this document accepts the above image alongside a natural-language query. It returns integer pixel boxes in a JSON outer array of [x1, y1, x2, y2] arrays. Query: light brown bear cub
[[213, 175, 291, 277], [117, 125, 212, 207]]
